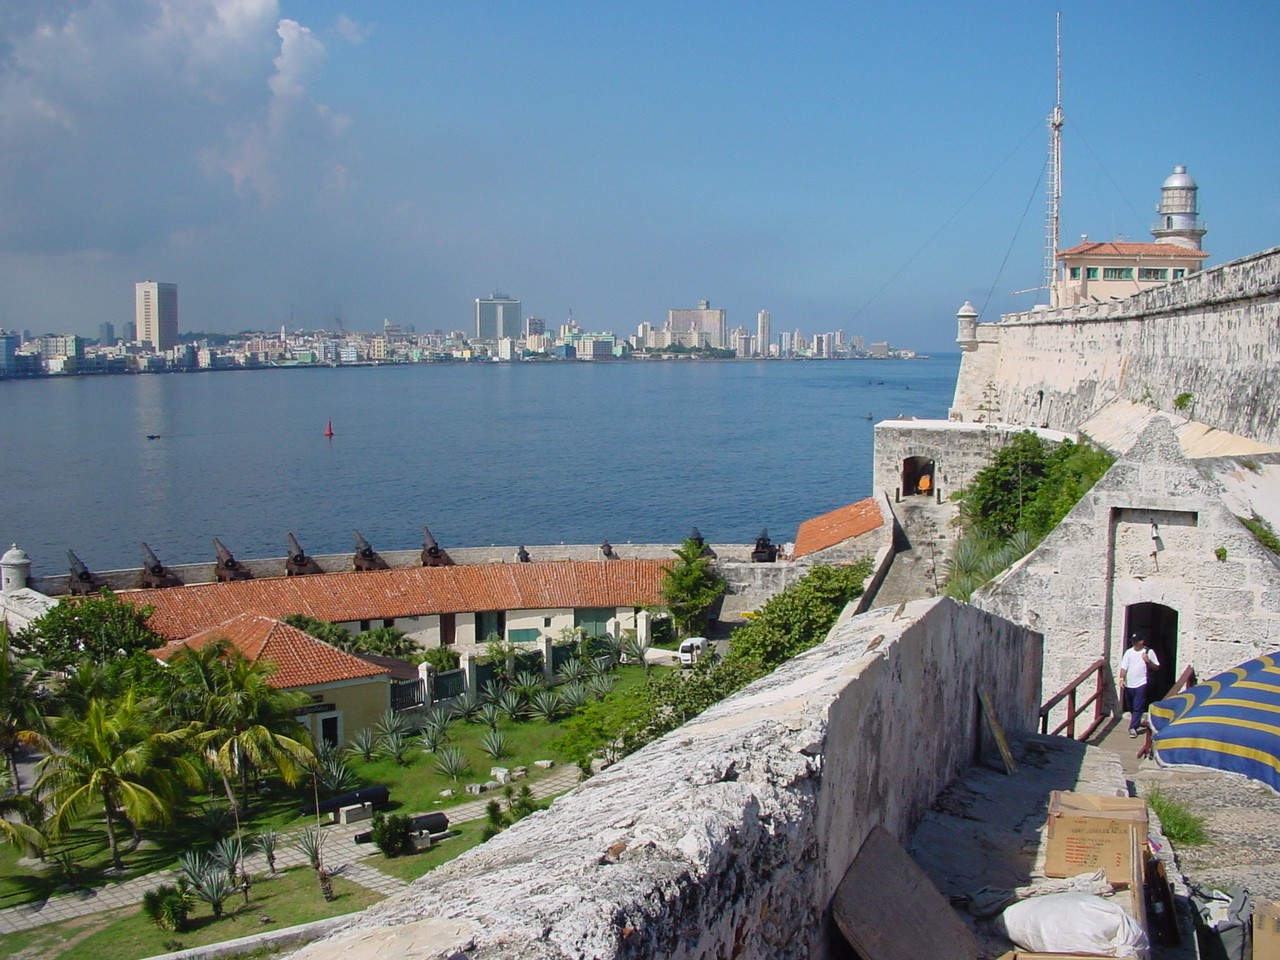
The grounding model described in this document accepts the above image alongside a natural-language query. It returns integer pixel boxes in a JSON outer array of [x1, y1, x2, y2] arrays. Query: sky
[[0, 1, 1276, 352]]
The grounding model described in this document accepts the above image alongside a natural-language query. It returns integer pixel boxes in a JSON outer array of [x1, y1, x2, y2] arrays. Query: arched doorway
[[901, 456, 935, 496], [1123, 602, 1179, 701]]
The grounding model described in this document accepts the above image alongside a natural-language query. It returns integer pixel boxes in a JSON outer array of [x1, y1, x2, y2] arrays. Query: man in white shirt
[[1118, 633, 1160, 738]]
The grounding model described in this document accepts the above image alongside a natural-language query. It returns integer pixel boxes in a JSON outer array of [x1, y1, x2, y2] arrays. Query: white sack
[[998, 892, 1149, 959]]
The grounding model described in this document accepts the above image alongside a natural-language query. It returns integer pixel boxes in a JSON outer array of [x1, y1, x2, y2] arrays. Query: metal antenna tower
[[1043, 12, 1064, 305]]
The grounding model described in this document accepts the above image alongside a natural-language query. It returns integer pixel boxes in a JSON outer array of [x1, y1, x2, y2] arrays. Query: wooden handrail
[[1166, 664, 1197, 698], [1039, 657, 1108, 741]]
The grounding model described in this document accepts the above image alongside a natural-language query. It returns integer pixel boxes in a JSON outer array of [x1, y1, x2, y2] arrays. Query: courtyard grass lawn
[[0, 865, 382, 960], [352, 665, 656, 817]]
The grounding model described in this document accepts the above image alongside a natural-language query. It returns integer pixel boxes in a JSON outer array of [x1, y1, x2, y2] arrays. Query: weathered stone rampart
[[953, 246, 1280, 441], [290, 597, 1041, 960]]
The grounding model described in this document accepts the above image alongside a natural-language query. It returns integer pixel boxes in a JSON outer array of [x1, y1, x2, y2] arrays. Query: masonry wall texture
[[973, 418, 1280, 717], [951, 246, 1280, 442], [290, 597, 1042, 960]]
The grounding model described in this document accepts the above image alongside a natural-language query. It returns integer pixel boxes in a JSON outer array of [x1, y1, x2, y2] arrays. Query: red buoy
[[324, 418, 334, 438]]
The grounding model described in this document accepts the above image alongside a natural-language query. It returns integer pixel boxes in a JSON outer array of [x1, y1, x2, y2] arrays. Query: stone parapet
[[289, 596, 1041, 960]]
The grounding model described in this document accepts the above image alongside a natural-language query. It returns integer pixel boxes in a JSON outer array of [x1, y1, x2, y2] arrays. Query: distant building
[[526, 317, 546, 337], [869, 341, 890, 358], [1053, 166, 1209, 308], [0, 330, 18, 378], [667, 300, 726, 349], [756, 310, 770, 357], [99, 322, 116, 346], [475, 291, 522, 340], [135, 281, 178, 352]]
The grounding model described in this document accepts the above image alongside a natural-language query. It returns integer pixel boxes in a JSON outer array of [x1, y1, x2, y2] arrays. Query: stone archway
[[1123, 602, 1179, 701], [901, 456, 935, 496]]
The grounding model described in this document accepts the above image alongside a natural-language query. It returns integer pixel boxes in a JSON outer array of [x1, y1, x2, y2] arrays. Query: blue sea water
[[0, 357, 958, 573]]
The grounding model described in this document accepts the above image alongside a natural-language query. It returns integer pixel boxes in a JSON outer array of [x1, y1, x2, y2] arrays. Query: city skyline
[[0, 2, 1276, 351]]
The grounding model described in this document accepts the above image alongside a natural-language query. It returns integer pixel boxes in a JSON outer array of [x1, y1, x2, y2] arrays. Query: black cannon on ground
[[67, 550, 101, 596], [301, 784, 390, 818], [750, 528, 778, 563]]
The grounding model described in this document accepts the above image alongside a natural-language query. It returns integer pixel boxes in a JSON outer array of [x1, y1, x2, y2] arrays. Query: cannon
[[599, 540, 619, 560], [421, 526, 455, 567], [140, 542, 183, 588], [285, 533, 323, 576], [515, 545, 531, 563], [353, 530, 389, 572], [750, 528, 778, 564], [301, 784, 390, 818], [66, 550, 101, 596], [213, 538, 253, 582], [689, 526, 716, 559]]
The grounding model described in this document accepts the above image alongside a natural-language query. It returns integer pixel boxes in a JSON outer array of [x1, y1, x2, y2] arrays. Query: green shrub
[[370, 813, 415, 858], [142, 880, 195, 932], [419, 646, 461, 673], [1241, 513, 1280, 555], [480, 729, 510, 759], [435, 745, 470, 781]]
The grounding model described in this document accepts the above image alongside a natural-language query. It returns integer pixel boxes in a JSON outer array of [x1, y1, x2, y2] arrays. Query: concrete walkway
[[868, 494, 959, 609], [0, 763, 582, 935]]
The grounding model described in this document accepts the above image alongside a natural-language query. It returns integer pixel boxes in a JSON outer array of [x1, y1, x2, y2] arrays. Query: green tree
[[167, 640, 314, 815], [32, 692, 198, 870], [350, 625, 418, 658], [18, 590, 162, 671], [417, 646, 461, 673], [660, 538, 726, 638], [281, 614, 355, 650]]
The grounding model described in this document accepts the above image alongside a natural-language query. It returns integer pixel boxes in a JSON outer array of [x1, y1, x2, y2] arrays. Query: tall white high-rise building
[[474, 291, 522, 340], [667, 299, 726, 349], [135, 281, 178, 352], [756, 310, 770, 357]]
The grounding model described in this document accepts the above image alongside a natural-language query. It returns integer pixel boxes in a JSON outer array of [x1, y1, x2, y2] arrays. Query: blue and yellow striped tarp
[[1149, 652, 1280, 793]]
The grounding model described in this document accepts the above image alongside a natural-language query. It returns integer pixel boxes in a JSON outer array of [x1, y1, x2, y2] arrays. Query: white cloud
[[335, 14, 373, 44]]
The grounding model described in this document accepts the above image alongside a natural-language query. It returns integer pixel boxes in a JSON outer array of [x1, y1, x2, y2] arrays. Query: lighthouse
[[1151, 165, 1207, 251]]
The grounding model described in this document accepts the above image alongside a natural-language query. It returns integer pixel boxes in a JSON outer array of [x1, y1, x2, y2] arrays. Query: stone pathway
[[868, 495, 958, 610], [0, 763, 582, 936]]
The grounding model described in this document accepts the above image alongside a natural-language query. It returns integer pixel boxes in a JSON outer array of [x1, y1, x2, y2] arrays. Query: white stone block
[[534, 759, 555, 769], [337, 803, 373, 825], [491, 766, 510, 783]]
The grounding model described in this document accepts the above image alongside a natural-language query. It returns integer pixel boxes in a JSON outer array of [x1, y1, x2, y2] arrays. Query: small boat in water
[[146, 434, 161, 440], [324, 419, 335, 438]]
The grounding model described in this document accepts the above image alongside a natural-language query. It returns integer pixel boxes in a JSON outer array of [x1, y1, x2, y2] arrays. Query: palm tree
[[0, 622, 44, 786], [168, 640, 315, 814], [32, 691, 197, 871]]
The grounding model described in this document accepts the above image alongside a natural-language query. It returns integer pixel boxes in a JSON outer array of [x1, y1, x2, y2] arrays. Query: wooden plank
[[832, 825, 979, 960], [978, 686, 1018, 775]]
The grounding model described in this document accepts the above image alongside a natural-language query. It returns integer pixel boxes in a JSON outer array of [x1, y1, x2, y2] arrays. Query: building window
[[359, 619, 370, 631], [1102, 267, 1134, 281], [382, 618, 395, 629], [509, 628, 540, 644], [1085, 267, 1099, 280], [1172, 268, 1186, 279], [1068, 267, 1081, 280], [477, 610, 505, 641], [544, 617, 552, 628], [1138, 268, 1169, 281]]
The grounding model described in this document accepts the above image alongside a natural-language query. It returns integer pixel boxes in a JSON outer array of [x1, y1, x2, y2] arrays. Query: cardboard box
[[1257, 899, 1280, 960], [1043, 791, 1148, 885]]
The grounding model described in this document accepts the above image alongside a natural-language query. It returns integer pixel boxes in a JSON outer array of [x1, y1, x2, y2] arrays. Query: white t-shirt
[[1120, 646, 1159, 688]]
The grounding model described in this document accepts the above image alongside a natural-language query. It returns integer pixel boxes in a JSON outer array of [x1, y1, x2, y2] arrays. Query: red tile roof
[[125, 559, 669, 641], [1057, 241, 1209, 260], [154, 613, 390, 688], [793, 499, 884, 559]]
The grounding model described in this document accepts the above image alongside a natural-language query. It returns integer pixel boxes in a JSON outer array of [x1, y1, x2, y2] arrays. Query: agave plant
[[179, 850, 235, 919], [586, 655, 613, 681], [434, 745, 470, 781], [374, 709, 414, 741], [559, 680, 589, 711], [556, 657, 587, 684], [478, 703, 502, 730], [294, 824, 326, 873], [587, 673, 616, 701], [317, 751, 360, 793], [480, 729, 510, 760], [479, 680, 505, 706], [377, 729, 411, 766], [197, 803, 235, 840], [621, 631, 651, 669], [418, 712, 451, 753], [527, 689, 562, 722], [512, 669, 545, 698], [255, 828, 279, 874], [497, 689, 525, 722], [348, 727, 380, 761], [210, 836, 243, 876], [451, 690, 481, 722]]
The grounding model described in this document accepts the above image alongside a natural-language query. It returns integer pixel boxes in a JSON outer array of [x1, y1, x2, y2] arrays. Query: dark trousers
[[1126, 684, 1150, 730]]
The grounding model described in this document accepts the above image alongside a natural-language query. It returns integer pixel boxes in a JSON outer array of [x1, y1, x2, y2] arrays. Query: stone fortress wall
[[291, 597, 1042, 960], [951, 245, 1280, 441]]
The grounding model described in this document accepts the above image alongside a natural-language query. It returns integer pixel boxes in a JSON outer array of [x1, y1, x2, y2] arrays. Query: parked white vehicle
[[678, 636, 709, 668]]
